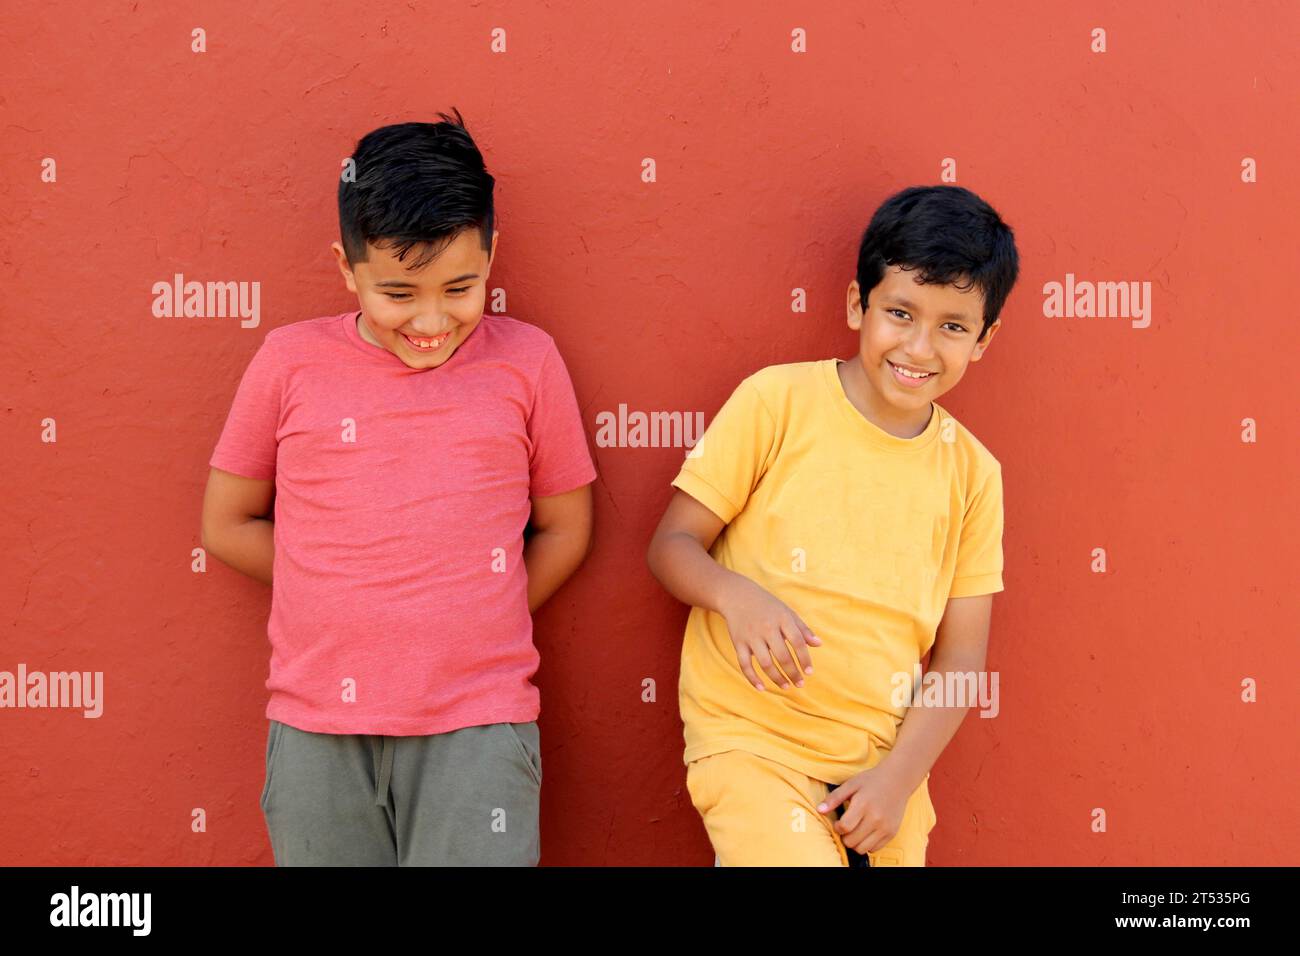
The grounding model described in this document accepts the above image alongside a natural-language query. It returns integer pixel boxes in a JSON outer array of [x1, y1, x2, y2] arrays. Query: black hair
[[338, 109, 495, 271], [855, 185, 1019, 343]]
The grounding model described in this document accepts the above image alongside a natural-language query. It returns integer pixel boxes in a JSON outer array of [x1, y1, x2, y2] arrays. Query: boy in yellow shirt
[[646, 185, 1019, 866]]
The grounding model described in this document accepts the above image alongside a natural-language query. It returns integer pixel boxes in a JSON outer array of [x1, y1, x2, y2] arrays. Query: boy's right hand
[[717, 576, 822, 691]]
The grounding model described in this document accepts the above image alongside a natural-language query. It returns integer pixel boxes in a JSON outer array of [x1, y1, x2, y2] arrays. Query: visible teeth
[[893, 363, 932, 378], [407, 333, 447, 349]]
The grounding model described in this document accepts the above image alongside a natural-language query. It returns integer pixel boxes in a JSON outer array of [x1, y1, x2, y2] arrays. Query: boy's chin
[[396, 347, 456, 370]]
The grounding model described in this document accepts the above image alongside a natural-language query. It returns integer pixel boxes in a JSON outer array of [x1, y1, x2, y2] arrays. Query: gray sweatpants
[[259, 719, 542, 866]]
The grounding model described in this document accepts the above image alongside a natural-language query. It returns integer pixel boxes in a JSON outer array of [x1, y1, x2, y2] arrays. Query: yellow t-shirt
[[672, 358, 1005, 784]]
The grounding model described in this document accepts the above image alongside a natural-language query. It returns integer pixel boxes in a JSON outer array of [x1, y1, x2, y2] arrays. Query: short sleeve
[[527, 341, 597, 498], [948, 462, 1005, 598], [670, 375, 777, 525], [208, 333, 284, 481]]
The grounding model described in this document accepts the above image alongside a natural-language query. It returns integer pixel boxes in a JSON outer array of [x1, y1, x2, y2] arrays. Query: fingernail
[[805, 667, 813, 674], [795, 681, 804, 687]]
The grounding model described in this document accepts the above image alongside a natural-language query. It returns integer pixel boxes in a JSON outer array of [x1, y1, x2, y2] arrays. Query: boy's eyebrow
[[373, 273, 480, 288], [885, 295, 972, 323]]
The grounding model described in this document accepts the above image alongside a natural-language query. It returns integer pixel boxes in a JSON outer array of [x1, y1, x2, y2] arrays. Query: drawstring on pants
[[375, 735, 395, 806]]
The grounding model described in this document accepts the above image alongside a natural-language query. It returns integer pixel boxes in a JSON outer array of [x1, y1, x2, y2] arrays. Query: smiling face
[[843, 264, 1000, 437], [331, 227, 499, 370]]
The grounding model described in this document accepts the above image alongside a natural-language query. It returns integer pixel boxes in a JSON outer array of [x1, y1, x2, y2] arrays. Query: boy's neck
[[837, 358, 933, 440], [357, 311, 384, 348]]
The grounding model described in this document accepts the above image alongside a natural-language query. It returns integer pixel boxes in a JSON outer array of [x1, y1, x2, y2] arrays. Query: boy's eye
[[890, 309, 966, 333], [384, 288, 469, 300]]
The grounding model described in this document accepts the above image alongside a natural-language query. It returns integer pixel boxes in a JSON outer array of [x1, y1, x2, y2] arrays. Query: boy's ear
[[846, 279, 864, 331], [330, 241, 359, 294], [487, 229, 500, 271], [970, 318, 1000, 360]]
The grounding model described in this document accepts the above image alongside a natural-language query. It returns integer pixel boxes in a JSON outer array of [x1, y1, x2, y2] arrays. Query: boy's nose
[[406, 323, 453, 337], [903, 331, 936, 357]]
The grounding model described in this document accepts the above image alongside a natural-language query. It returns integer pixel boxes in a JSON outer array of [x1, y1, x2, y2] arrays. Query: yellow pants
[[686, 749, 936, 866]]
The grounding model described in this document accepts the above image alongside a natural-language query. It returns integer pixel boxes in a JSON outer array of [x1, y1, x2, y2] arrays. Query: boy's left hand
[[817, 766, 911, 854]]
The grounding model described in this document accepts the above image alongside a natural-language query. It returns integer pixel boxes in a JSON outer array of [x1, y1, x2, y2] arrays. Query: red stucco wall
[[2, 1, 1296, 865]]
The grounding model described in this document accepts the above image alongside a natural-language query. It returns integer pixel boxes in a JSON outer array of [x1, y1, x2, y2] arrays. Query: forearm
[[647, 531, 750, 616], [206, 518, 274, 586], [523, 529, 590, 614], [877, 648, 987, 793]]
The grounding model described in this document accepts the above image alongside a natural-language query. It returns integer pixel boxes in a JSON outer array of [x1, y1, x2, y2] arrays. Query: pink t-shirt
[[209, 310, 597, 735]]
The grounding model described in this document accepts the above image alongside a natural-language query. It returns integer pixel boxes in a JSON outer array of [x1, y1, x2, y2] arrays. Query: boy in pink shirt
[[201, 111, 596, 865]]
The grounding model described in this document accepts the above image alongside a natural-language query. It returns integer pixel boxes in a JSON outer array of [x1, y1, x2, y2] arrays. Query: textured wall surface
[[2, 0, 1297, 865]]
